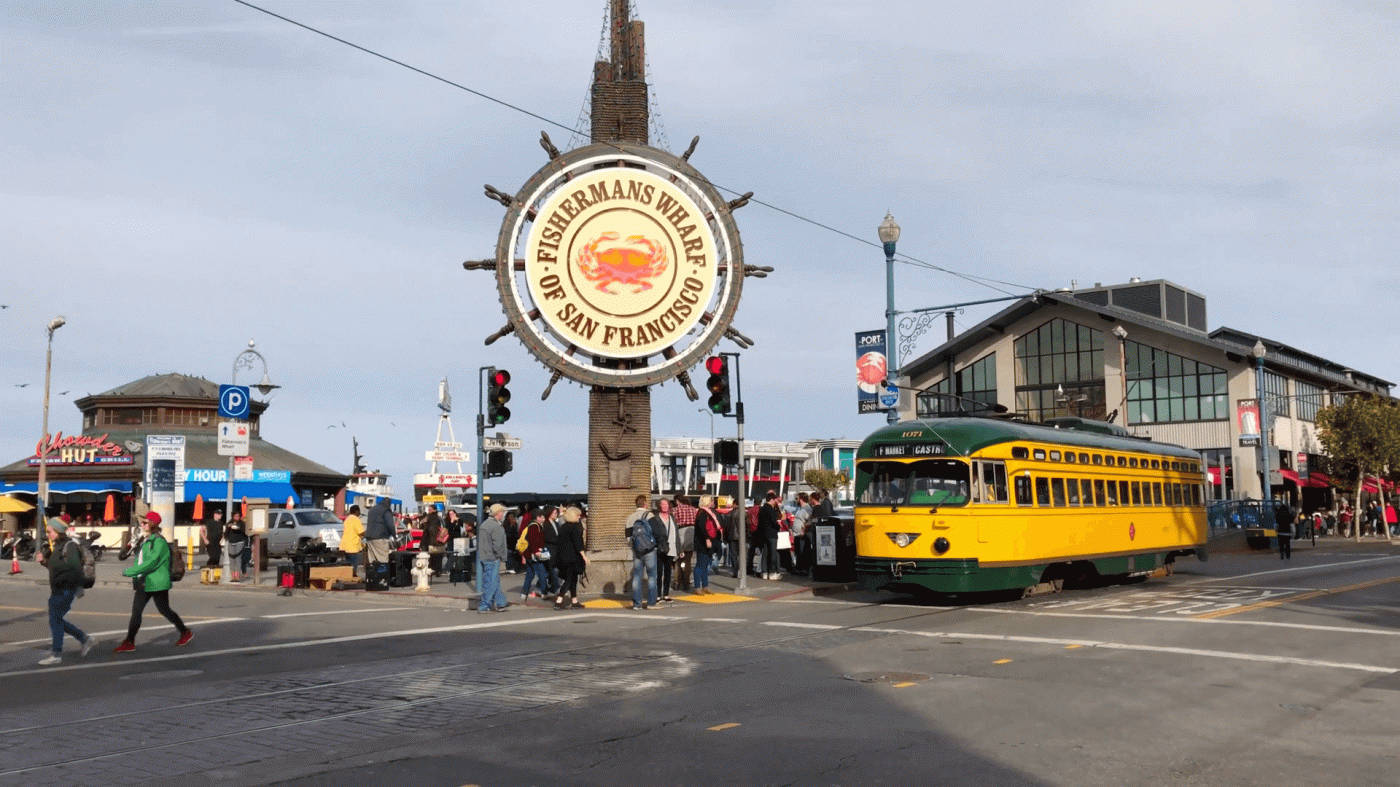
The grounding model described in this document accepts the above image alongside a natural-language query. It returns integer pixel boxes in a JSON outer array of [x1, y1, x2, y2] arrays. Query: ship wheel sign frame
[[470, 137, 764, 397]]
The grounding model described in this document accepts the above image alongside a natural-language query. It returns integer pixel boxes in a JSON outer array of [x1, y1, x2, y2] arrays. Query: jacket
[[123, 534, 173, 592], [47, 535, 84, 592], [758, 502, 781, 538], [650, 514, 670, 557], [694, 510, 718, 554], [521, 521, 544, 559], [341, 514, 365, 554], [478, 516, 508, 562], [554, 520, 585, 567], [366, 501, 395, 540]]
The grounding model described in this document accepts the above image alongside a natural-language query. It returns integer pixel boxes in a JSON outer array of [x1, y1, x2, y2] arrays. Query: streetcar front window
[[857, 459, 970, 507]]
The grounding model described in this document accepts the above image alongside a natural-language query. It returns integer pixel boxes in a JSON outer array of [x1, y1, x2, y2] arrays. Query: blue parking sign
[[219, 384, 250, 419]]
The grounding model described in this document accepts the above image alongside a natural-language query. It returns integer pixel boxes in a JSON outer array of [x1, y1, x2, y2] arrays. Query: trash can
[[809, 513, 856, 583]]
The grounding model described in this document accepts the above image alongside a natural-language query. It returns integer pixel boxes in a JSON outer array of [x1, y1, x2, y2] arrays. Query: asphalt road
[[2, 540, 1397, 786]]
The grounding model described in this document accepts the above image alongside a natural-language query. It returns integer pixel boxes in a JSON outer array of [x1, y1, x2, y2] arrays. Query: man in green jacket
[[39, 517, 95, 666]]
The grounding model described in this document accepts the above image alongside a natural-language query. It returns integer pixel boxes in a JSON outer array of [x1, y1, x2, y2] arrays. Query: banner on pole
[[856, 330, 889, 414]]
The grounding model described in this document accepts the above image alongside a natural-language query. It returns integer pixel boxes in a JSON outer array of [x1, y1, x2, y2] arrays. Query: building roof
[[92, 373, 220, 399], [0, 429, 345, 480]]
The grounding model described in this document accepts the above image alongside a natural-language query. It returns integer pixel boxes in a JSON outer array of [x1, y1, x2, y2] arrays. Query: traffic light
[[705, 355, 731, 414], [486, 449, 513, 478], [713, 439, 739, 466], [487, 368, 511, 425]]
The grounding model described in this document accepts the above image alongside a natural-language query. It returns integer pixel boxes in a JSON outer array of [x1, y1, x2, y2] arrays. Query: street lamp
[[225, 340, 278, 585], [878, 212, 901, 425], [35, 316, 66, 539], [1112, 326, 1129, 427], [1252, 340, 1271, 503]]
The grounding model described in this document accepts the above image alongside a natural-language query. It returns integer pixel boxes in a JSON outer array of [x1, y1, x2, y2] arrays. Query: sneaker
[[80, 637, 98, 658], [113, 640, 136, 654], [520, 593, 528, 600], [38, 653, 61, 666], [176, 630, 194, 647], [478, 608, 493, 614], [642, 603, 650, 610], [631, 604, 642, 610]]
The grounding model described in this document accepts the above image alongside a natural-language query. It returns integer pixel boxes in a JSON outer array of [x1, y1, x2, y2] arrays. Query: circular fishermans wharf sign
[[495, 142, 745, 387]]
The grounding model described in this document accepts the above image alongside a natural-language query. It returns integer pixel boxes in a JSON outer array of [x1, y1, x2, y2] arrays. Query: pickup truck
[[262, 508, 344, 556]]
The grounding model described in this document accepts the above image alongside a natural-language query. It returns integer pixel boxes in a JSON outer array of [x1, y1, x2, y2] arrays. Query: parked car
[[262, 508, 343, 556]]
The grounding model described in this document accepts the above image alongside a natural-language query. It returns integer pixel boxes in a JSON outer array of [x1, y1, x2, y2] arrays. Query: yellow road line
[[1064, 644, 1083, 649], [1195, 575, 1400, 619], [707, 722, 741, 732], [993, 658, 1013, 664], [891, 681, 917, 688]]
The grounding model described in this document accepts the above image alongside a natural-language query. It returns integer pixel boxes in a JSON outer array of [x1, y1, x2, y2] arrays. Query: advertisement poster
[[1236, 399, 1261, 444], [145, 434, 186, 503], [815, 524, 836, 566], [855, 330, 888, 414]]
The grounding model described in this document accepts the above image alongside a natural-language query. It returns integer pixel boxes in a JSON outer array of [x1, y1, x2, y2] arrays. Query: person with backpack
[[518, 509, 549, 600], [654, 499, 677, 603], [626, 494, 659, 610], [38, 517, 95, 665], [115, 511, 192, 653], [693, 495, 721, 595]]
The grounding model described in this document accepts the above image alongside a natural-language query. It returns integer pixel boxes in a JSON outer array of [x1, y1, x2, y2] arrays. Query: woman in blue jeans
[[692, 495, 720, 595], [39, 518, 94, 665]]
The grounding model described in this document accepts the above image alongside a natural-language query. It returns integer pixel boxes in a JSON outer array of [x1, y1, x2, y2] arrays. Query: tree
[[1315, 395, 1400, 542], [804, 468, 850, 495]]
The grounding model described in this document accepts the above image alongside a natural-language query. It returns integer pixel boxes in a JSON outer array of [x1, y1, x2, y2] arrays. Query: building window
[[1124, 341, 1227, 424], [659, 456, 687, 493], [689, 456, 712, 490], [754, 458, 783, 479], [916, 378, 952, 418], [1262, 370, 1291, 418], [1295, 380, 1323, 422], [1014, 319, 1105, 422], [957, 353, 997, 407]]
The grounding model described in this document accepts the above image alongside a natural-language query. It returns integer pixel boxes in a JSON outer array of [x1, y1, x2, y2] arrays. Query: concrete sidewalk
[[0, 553, 860, 609]]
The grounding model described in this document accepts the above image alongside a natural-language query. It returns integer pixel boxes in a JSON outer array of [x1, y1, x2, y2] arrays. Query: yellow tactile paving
[[579, 598, 632, 609], [673, 592, 756, 604]]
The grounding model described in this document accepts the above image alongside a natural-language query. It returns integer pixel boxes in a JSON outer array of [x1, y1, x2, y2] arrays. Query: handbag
[[776, 531, 792, 551], [534, 546, 551, 562], [435, 525, 451, 545]]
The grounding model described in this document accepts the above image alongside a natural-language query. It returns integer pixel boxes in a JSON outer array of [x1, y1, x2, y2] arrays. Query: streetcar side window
[[1093, 479, 1105, 505], [1012, 447, 1029, 459], [1049, 450, 1061, 461], [1117, 456, 1128, 467], [977, 462, 1008, 503], [1153, 482, 1163, 505], [1192, 485, 1203, 506], [1033, 449, 1046, 460], [1079, 453, 1090, 463], [1067, 477, 1081, 505], [1064, 452, 1076, 464], [1174, 483, 1185, 506], [1151, 460, 1160, 469], [1119, 481, 1130, 504], [1034, 478, 1050, 506], [1015, 475, 1033, 506], [1131, 482, 1142, 505], [1081, 479, 1094, 506], [1105, 480, 1118, 505], [1128, 457, 1138, 468], [1092, 454, 1104, 465], [1051, 478, 1067, 506]]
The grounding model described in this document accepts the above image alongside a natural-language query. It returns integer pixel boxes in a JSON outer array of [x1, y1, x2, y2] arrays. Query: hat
[[59, 513, 73, 524], [46, 517, 68, 534], [142, 511, 162, 526]]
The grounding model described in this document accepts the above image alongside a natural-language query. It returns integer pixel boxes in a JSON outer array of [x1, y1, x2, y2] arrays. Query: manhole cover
[[842, 671, 930, 684], [119, 669, 203, 681]]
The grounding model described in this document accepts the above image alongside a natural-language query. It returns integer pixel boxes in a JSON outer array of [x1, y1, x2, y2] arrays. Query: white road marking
[[1183, 555, 1400, 583], [849, 626, 1397, 674], [697, 617, 750, 623], [763, 621, 846, 630], [1, 617, 248, 649], [975, 607, 1400, 637], [260, 607, 415, 619], [774, 598, 870, 605], [0, 614, 596, 678]]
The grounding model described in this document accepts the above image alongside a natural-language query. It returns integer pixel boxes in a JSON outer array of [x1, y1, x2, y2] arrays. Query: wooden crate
[[307, 564, 356, 589]]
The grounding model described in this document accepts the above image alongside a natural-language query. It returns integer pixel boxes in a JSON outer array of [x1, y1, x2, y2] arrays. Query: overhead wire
[[230, 0, 1039, 297]]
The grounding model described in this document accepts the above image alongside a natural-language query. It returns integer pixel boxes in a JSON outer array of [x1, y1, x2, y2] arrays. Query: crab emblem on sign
[[468, 139, 764, 394]]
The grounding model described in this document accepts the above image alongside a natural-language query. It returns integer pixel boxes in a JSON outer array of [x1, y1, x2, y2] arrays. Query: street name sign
[[482, 434, 523, 451]]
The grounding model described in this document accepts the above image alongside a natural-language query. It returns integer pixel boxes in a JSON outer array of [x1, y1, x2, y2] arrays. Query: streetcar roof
[[858, 417, 1200, 460]]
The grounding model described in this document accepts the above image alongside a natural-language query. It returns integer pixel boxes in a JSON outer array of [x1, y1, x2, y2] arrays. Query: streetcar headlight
[[887, 532, 920, 548], [933, 537, 950, 554]]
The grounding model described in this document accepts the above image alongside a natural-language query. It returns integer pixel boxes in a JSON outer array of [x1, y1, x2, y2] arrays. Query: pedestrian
[[1339, 505, 1353, 538], [476, 503, 509, 614], [225, 509, 250, 582], [553, 506, 588, 610], [655, 499, 677, 602], [38, 517, 95, 665], [1386, 502, 1398, 537], [421, 508, 448, 575], [672, 494, 696, 592], [340, 504, 365, 579], [542, 506, 562, 595], [1275, 503, 1293, 560], [693, 495, 720, 595], [723, 504, 741, 577], [115, 512, 192, 653], [627, 494, 659, 610], [758, 491, 783, 580], [791, 492, 812, 576], [364, 497, 394, 581], [202, 508, 224, 569], [519, 509, 549, 600]]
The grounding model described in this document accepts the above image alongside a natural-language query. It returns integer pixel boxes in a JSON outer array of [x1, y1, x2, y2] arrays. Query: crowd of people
[[1287, 500, 1399, 539]]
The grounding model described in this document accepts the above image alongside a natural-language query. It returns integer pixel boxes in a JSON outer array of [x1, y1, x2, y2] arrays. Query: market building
[[1, 373, 347, 546], [897, 278, 1393, 510], [651, 437, 861, 503]]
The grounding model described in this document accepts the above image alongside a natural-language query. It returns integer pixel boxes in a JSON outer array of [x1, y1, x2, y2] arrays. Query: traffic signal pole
[[475, 366, 488, 592], [725, 352, 749, 593]]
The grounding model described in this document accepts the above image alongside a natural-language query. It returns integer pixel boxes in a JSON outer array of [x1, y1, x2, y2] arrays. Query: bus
[[854, 414, 1208, 596]]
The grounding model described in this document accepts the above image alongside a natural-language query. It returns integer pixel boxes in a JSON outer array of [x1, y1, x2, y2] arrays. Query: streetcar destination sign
[[872, 442, 947, 458]]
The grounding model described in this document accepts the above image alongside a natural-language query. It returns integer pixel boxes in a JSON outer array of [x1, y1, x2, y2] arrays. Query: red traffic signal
[[705, 356, 727, 375], [490, 369, 511, 387]]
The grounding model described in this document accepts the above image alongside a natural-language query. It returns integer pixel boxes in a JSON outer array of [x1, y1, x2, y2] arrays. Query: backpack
[[67, 539, 96, 589], [435, 524, 451, 545], [747, 505, 760, 533], [515, 527, 530, 554], [167, 539, 186, 582], [629, 517, 656, 556]]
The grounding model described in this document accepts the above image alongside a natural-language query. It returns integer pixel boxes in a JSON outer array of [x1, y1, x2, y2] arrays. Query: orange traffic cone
[[8, 548, 20, 575]]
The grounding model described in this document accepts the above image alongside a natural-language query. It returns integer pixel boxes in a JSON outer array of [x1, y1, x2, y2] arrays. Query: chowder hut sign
[[30, 432, 134, 466]]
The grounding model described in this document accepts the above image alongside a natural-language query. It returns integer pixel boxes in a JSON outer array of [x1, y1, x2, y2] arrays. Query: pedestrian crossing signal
[[487, 368, 512, 425], [705, 356, 731, 414]]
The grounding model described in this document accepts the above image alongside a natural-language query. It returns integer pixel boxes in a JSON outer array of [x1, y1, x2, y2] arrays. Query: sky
[[3, 1, 1397, 498]]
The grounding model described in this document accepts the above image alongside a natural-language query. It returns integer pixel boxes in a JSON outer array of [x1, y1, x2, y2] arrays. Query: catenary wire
[[229, 0, 1038, 296]]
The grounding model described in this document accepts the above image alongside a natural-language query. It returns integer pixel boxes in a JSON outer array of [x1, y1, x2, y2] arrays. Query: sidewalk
[[0, 555, 859, 609]]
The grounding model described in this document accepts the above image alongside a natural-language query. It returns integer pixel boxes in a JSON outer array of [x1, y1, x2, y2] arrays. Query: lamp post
[[225, 340, 278, 585], [35, 316, 66, 542], [1112, 326, 1129, 427], [1252, 340, 1271, 504], [878, 212, 901, 424]]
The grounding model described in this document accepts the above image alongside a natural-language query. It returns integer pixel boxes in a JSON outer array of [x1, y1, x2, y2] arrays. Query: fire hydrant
[[411, 551, 433, 593]]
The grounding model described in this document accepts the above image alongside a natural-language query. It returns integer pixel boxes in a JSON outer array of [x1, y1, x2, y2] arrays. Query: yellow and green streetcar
[[854, 415, 1208, 595]]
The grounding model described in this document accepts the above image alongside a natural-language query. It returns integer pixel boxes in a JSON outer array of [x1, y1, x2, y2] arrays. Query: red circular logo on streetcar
[[1128, 522, 1136, 540]]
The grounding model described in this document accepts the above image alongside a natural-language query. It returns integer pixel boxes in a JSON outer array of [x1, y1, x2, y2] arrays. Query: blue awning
[[183, 480, 296, 504], [0, 481, 133, 495]]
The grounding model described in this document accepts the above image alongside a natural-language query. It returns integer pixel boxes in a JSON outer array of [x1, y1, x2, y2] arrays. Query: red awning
[[1308, 472, 1333, 487], [1279, 468, 1300, 485]]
